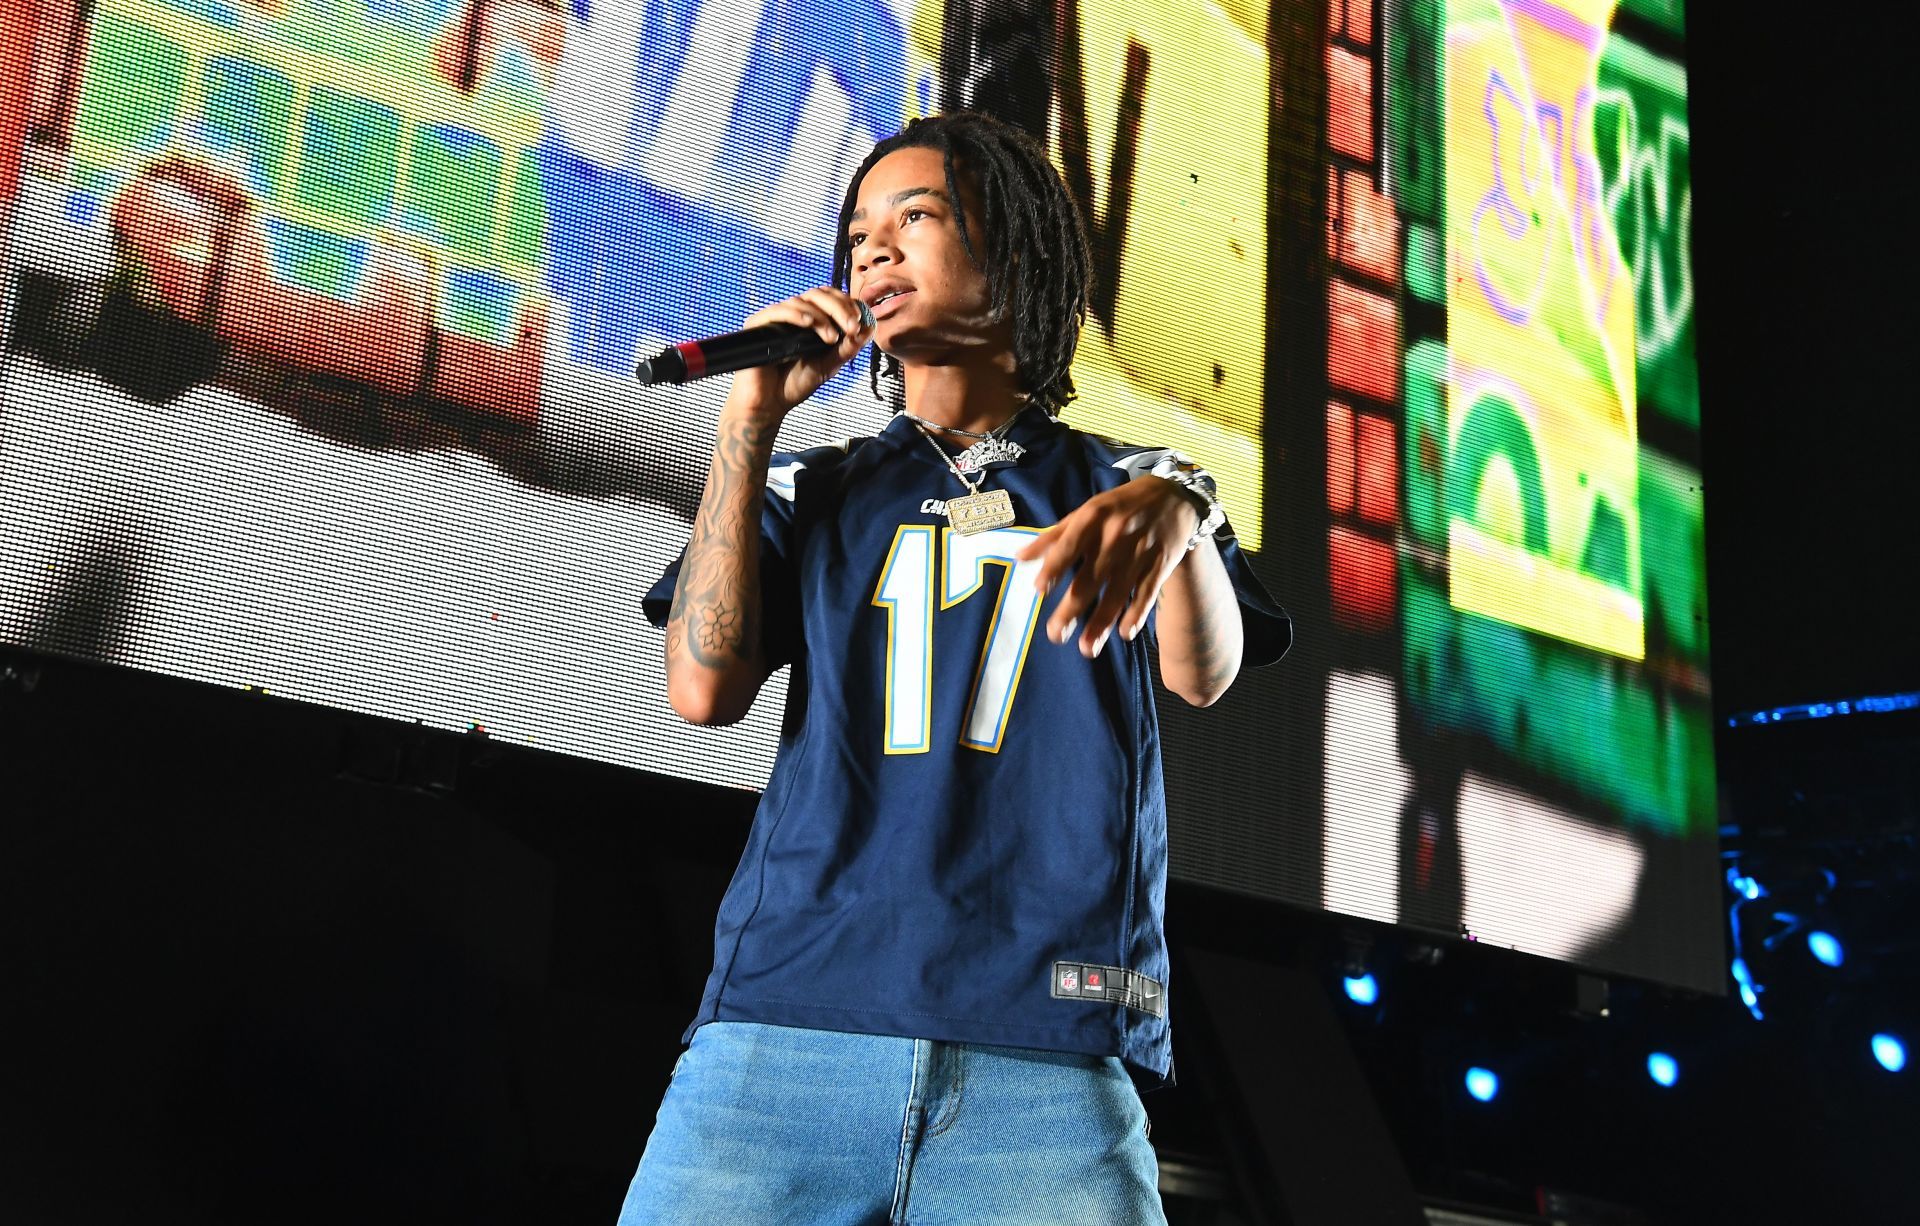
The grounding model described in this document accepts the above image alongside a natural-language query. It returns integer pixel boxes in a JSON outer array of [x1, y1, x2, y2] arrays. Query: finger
[[1031, 542, 1075, 604], [1014, 527, 1056, 563], [1039, 523, 1103, 636], [1028, 519, 1088, 597], [1121, 551, 1181, 641], [797, 287, 870, 340], [1047, 563, 1103, 646], [1015, 539, 1054, 601], [1079, 570, 1135, 658], [744, 300, 842, 347]]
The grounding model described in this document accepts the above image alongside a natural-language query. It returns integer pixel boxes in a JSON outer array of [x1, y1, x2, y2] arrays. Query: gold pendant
[[947, 489, 1016, 535]]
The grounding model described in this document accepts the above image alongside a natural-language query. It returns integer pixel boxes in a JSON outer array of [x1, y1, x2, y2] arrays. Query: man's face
[[846, 146, 1011, 362]]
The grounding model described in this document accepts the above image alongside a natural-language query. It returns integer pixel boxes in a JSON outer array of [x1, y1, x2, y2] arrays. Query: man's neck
[[900, 359, 1027, 438]]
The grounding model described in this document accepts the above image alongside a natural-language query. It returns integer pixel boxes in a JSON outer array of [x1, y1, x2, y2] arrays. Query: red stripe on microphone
[[674, 340, 707, 380]]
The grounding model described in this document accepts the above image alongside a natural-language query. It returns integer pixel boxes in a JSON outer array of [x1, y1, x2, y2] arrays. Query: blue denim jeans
[[616, 1021, 1166, 1225]]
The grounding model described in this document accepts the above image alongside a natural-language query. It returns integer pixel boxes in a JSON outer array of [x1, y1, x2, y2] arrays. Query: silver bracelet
[[1143, 454, 1227, 552]]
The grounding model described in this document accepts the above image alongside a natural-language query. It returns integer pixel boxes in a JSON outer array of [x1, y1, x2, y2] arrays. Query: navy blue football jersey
[[643, 408, 1290, 1085]]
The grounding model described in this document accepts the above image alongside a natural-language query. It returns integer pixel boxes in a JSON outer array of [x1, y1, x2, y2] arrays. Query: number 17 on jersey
[[871, 524, 1046, 755]]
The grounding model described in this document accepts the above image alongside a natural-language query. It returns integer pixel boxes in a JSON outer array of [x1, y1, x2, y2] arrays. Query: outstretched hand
[[1015, 477, 1202, 659]]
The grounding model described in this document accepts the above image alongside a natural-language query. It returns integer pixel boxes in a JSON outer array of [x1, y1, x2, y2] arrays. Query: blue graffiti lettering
[[538, 0, 907, 377]]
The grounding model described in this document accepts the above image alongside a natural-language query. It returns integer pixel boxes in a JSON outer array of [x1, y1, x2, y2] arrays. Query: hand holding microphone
[[637, 288, 877, 422]]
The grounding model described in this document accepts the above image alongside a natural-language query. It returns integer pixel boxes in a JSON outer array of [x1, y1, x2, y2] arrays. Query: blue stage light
[[1872, 1034, 1906, 1073], [1647, 1052, 1679, 1087], [1729, 958, 1765, 1019], [1808, 931, 1844, 967], [1465, 1067, 1499, 1102], [1726, 689, 1920, 727], [1343, 973, 1379, 1005]]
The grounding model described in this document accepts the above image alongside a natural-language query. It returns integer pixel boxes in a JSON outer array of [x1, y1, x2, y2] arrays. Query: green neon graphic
[[1445, 392, 1552, 555], [1595, 36, 1696, 428]]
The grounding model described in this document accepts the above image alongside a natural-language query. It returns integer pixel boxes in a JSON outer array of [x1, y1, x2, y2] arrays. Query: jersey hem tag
[[1051, 961, 1166, 1018]]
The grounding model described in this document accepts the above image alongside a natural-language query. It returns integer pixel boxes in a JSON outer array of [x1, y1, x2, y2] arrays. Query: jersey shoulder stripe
[[763, 436, 873, 503], [1073, 430, 1194, 481]]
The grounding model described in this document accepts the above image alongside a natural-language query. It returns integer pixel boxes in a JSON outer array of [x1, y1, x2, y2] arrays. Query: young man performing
[[624, 112, 1291, 1224]]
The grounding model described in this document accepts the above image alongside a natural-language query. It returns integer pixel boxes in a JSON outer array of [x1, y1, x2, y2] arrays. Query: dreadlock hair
[[830, 111, 1093, 418]]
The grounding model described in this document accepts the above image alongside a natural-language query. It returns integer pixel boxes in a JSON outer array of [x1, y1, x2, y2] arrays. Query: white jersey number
[[872, 525, 1046, 754]]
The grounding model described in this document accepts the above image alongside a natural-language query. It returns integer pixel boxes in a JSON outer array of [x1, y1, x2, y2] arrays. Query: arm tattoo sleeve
[[667, 413, 777, 675]]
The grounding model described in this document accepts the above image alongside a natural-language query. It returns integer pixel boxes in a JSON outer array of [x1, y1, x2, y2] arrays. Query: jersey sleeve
[[1212, 531, 1292, 668], [1094, 440, 1293, 668], [641, 451, 815, 673]]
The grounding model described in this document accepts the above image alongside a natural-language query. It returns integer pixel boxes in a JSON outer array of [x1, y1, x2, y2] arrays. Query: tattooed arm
[[662, 287, 874, 725], [663, 408, 781, 725]]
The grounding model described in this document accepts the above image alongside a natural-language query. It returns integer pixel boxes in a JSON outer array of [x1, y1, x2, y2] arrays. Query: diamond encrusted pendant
[[954, 436, 1026, 475], [947, 489, 1016, 535]]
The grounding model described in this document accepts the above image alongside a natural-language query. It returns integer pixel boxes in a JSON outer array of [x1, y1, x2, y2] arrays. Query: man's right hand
[[725, 287, 876, 421]]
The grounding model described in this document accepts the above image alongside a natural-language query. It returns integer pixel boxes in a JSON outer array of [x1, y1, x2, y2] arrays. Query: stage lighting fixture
[[1343, 973, 1379, 1005], [1871, 1034, 1906, 1073], [1727, 871, 1763, 900], [1647, 1052, 1679, 1087], [1808, 931, 1843, 967], [1465, 1067, 1499, 1102]]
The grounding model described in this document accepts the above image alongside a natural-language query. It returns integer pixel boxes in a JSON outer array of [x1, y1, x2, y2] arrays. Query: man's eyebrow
[[848, 187, 951, 225]]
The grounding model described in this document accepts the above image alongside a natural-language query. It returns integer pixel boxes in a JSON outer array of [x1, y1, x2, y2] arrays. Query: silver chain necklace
[[899, 409, 997, 441], [910, 420, 1017, 535], [900, 407, 1028, 474], [906, 410, 1029, 471]]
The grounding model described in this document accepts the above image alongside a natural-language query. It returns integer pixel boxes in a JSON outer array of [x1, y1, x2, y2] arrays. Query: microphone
[[634, 302, 877, 386]]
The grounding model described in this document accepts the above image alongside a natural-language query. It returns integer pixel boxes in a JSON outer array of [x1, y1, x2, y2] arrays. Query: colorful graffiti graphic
[[30, 0, 565, 420], [1383, 0, 1709, 839], [1595, 34, 1692, 428], [539, 0, 1270, 542], [1444, 0, 1643, 661], [10, 0, 1268, 538]]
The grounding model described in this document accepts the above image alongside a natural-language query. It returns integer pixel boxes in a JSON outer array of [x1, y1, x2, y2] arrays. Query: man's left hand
[[1015, 477, 1202, 658]]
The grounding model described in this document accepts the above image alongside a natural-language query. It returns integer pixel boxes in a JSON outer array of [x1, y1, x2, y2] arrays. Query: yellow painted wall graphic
[[1446, 0, 1643, 658], [907, 0, 1268, 548]]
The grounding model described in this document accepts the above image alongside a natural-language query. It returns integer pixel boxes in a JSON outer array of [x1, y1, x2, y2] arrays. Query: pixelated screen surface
[[0, 0, 1718, 990]]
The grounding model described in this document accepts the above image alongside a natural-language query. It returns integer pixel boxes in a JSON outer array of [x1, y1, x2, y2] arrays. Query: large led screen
[[0, 0, 1720, 991]]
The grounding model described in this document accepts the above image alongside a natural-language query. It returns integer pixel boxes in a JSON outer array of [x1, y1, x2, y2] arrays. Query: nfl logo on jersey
[[1060, 967, 1080, 993]]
